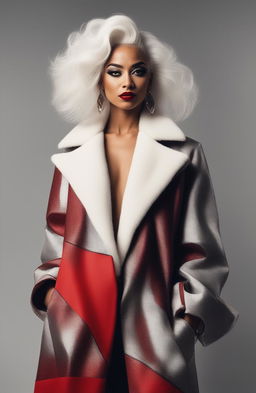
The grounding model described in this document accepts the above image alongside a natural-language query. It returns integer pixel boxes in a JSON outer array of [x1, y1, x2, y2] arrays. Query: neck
[[104, 105, 143, 136]]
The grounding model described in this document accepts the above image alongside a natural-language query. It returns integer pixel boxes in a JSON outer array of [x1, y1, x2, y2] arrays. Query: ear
[[148, 70, 153, 89], [98, 70, 103, 88], [98, 74, 106, 95]]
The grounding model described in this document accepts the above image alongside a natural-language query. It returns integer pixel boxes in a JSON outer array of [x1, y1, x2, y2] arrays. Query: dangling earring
[[145, 90, 155, 114], [97, 86, 105, 113]]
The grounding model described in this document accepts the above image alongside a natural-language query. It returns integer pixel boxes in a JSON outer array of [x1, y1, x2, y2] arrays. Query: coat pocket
[[172, 316, 197, 363]]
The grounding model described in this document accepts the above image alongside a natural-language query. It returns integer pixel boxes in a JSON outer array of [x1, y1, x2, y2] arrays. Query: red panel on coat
[[55, 241, 118, 361]]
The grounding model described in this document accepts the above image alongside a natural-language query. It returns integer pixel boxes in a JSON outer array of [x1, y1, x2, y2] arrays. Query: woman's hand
[[183, 313, 204, 336], [44, 287, 55, 308]]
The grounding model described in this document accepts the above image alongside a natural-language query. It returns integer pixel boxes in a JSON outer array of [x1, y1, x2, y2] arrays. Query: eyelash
[[107, 68, 147, 77]]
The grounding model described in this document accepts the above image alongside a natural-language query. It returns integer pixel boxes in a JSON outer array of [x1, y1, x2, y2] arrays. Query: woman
[[30, 14, 239, 393]]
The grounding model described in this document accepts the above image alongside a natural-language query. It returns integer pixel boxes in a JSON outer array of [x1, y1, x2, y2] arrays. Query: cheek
[[103, 77, 119, 95], [138, 78, 150, 91], [137, 82, 149, 97]]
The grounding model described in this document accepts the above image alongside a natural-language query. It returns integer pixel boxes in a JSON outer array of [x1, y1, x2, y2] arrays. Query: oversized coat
[[30, 112, 239, 393]]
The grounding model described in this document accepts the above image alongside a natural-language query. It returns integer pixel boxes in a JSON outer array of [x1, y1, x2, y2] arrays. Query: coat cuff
[[30, 275, 56, 321], [171, 280, 239, 346]]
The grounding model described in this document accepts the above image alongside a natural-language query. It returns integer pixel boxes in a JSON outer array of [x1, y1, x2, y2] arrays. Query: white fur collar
[[51, 112, 188, 275], [57, 112, 186, 149]]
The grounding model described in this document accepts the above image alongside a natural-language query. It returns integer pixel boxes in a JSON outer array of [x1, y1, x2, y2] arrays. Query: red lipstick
[[119, 92, 136, 101]]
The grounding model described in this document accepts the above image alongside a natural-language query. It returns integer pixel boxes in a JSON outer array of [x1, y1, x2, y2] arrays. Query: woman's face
[[101, 44, 152, 112]]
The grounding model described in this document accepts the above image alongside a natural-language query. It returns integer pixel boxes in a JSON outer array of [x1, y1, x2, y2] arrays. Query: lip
[[119, 92, 136, 100], [119, 92, 136, 97]]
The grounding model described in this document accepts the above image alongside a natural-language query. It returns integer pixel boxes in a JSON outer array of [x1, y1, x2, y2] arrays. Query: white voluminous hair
[[48, 13, 199, 124]]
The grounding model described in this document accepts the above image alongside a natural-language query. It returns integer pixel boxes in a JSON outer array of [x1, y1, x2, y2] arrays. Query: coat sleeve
[[30, 165, 69, 321], [171, 142, 239, 347]]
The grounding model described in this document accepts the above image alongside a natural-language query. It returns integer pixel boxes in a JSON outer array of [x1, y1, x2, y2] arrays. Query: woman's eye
[[132, 68, 147, 76], [107, 70, 121, 77], [107, 68, 147, 77]]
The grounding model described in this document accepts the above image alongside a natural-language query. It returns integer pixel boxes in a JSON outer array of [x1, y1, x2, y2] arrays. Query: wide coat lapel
[[51, 112, 189, 275]]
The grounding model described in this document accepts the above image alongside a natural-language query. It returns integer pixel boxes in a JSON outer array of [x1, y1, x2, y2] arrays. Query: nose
[[122, 72, 135, 89]]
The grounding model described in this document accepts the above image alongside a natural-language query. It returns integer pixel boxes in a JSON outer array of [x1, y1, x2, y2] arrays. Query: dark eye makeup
[[107, 67, 147, 77]]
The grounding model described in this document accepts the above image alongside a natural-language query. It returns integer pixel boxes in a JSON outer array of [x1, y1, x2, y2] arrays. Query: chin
[[111, 102, 138, 110]]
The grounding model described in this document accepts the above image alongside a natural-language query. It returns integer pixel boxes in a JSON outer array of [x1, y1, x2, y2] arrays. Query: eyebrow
[[106, 61, 147, 69]]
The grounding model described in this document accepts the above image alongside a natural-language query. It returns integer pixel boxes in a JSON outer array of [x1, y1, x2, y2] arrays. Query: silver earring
[[97, 87, 105, 113], [145, 90, 155, 114]]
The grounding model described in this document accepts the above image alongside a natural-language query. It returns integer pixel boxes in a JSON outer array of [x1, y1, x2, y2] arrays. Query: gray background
[[1, 0, 255, 392]]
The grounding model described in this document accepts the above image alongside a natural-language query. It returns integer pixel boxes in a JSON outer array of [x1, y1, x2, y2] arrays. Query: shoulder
[[160, 135, 211, 185], [160, 135, 203, 161]]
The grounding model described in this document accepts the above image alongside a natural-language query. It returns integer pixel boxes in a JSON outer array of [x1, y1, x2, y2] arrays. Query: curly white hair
[[48, 13, 199, 124]]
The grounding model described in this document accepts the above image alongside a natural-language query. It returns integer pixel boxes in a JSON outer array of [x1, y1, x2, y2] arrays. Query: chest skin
[[103, 132, 138, 241]]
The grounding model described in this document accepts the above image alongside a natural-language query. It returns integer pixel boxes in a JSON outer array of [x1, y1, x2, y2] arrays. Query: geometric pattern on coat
[[30, 112, 239, 393]]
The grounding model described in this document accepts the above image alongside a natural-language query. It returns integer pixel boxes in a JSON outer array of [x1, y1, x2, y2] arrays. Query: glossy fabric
[[30, 127, 239, 393]]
